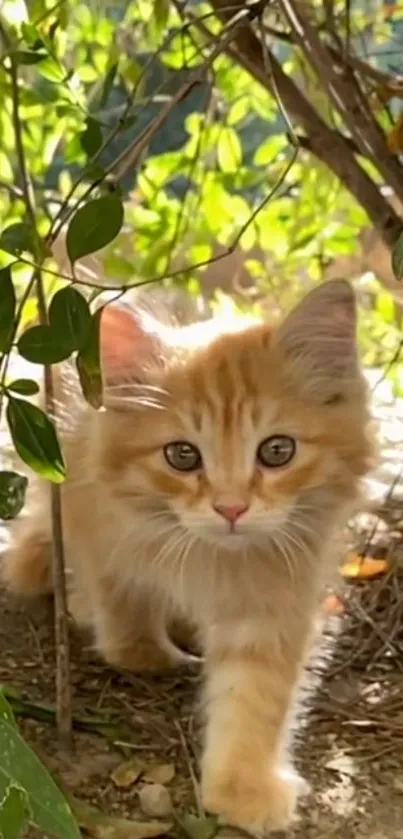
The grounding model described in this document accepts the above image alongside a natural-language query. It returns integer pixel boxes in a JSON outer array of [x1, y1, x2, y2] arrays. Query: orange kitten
[[3, 281, 374, 835]]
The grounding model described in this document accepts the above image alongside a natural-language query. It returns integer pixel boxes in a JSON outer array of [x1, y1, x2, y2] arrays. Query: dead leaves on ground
[[323, 551, 389, 616], [112, 760, 175, 789], [340, 552, 389, 581], [71, 797, 172, 839]]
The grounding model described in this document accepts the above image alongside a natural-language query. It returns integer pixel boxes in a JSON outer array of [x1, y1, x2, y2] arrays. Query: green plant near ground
[[0, 692, 80, 839]]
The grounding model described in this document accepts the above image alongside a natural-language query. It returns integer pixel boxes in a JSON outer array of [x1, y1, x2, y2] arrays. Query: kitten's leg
[[201, 617, 314, 836], [2, 519, 52, 596], [89, 583, 192, 672]]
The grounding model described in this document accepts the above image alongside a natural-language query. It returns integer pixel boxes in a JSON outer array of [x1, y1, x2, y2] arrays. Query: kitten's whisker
[[105, 383, 168, 395]]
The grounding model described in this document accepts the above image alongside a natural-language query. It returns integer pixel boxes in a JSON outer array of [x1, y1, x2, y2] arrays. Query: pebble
[[138, 784, 172, 817], [393, 776, 403, 794]]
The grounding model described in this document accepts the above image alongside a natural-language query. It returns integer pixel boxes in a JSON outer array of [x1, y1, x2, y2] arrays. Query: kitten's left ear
[[100, 304, 162, 385], [273, 280, 358, 394]]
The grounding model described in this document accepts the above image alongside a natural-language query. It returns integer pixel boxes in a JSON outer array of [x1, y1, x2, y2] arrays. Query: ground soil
[[2, 531, 403, 839]]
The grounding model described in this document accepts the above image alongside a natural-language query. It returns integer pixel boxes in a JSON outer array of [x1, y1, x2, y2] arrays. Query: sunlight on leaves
[[66, 196, 124, 264], [6, 398, 66, 483]]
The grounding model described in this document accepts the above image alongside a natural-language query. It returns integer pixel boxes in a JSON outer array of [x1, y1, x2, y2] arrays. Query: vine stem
[[1, 19, 73, 749], [36, 273, 72, 750]]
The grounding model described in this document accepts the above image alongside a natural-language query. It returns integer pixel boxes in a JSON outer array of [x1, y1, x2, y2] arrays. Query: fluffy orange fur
[[2, 280, 374, 835]]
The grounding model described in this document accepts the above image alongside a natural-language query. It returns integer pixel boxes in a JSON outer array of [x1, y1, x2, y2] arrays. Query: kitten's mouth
[[227, 524, 243, 536]]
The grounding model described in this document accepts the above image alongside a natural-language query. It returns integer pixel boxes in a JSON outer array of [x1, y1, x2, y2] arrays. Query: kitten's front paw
[[100, 639, 194, 672], [202, 765, 306, 836]]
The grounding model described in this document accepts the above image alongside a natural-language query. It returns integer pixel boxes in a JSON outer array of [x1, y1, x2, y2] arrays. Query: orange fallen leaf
[[340, 552, 388, 580], [323, 594, 345, 616]]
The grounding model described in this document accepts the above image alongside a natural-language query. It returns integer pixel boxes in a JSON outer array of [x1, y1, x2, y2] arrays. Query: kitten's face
[[99, 286, 371, 550]]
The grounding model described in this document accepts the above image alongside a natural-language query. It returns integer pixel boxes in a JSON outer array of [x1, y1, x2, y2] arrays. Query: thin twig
[[174, 719, 204, 817], [2, 22, 73, 750], [36, 271, 72, 751]]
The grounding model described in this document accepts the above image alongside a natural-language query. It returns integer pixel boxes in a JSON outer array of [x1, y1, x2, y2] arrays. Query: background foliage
[[0, 0, 402, 505]]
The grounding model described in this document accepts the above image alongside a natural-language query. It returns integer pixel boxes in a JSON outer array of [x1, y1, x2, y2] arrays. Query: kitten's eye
[[164, 441, 202, 472], [257, 435, 296, 468]]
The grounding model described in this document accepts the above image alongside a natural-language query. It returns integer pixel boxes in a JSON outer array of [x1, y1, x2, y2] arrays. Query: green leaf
[[217, 127, 242, 173], [35, 56, 67, 83], [76, 309, 103, 409], [49, 287, 91, 353], [0, 223, 34, 257], [253, 136, 285, 166], [14, 49, 47, 65], [0, 472, 28, 521], [227, 97, 249, 126], [6, 398, 66, 484], [18, 326, 72, 364], [7, 379, 39, 396], [376, 290, 395, 324], [0, 267, 16, 353], [154, 0, 169, 30], [178, 814, 218, 839], [80, 118, 103, 158], [0, 694, 16, 726], [392, 229, 403, 280], [21, 22, 42, 46], [0, 716, 80, 839], [0, 784, 27, 839], [66, 196, 124, 264]]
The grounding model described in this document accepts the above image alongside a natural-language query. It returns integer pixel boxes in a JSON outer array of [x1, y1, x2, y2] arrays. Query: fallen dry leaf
[[111, 757, 144, 788], [143, 764, 175, 785], [325, 753, 356, 777], [340, 552, 388, 581], [71, 797, 172, 839]]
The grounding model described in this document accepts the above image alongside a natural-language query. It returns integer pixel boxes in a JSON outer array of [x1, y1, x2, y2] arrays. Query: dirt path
[[2, 579, 403, 839], [1, 361, 403, 838]]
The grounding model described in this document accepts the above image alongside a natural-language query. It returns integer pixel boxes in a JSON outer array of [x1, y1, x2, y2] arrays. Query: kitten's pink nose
[[214, 503, 248, 523]]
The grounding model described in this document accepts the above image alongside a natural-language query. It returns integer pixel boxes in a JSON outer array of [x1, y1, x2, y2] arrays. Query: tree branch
[[209, 0, 402, 249], [278, 0, 403, 203]]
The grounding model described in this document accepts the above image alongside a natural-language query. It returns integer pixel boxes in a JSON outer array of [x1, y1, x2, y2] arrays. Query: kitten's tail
[[1, 525, 53, 597]]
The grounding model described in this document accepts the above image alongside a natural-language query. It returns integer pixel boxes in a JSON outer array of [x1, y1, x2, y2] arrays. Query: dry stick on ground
[[1, 22, 73, 749], [208, 0, 403, 249]]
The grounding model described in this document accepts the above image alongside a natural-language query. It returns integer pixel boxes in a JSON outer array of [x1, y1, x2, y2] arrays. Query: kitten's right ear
[[273, 280, 359, 398], [100, 304, 161, 385]]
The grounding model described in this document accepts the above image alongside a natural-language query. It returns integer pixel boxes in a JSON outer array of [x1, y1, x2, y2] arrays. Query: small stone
[[393, 776, 403, 794], [139, 784, 172, 818]]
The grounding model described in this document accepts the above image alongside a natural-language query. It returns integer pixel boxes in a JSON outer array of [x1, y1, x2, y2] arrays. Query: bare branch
[[208, 0, 402, 249]]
